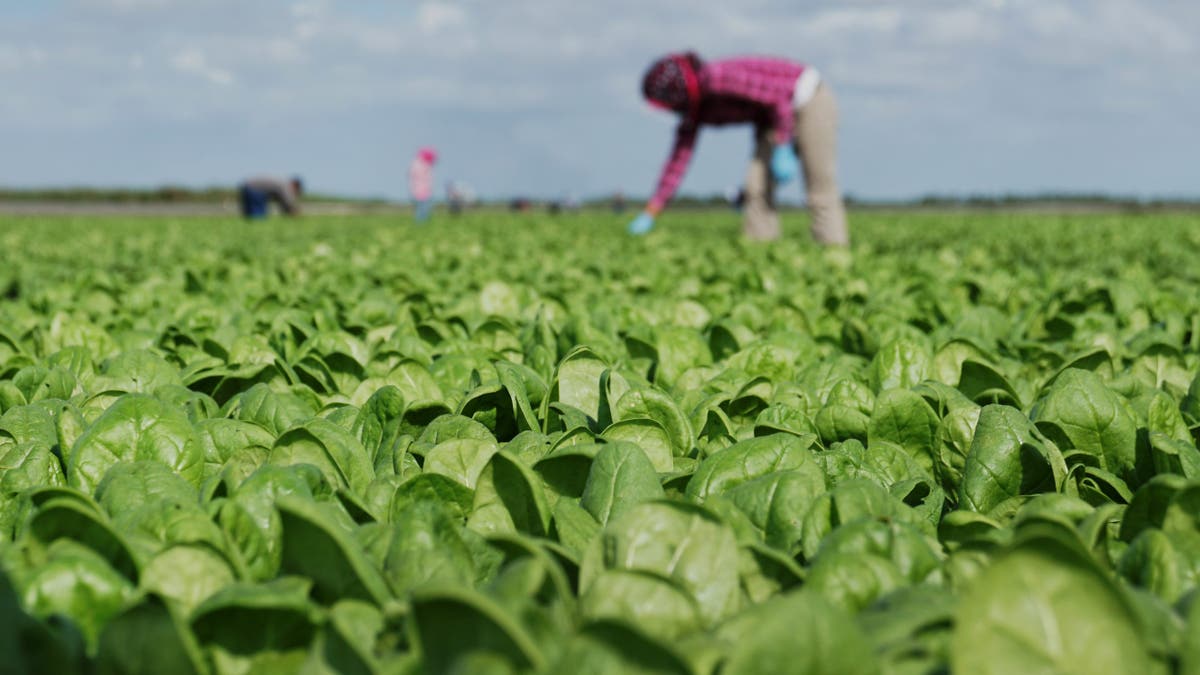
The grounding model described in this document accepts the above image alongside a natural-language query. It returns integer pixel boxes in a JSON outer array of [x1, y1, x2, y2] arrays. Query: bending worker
[[238, 176, 303, 219], [630, 52, 848, 245]]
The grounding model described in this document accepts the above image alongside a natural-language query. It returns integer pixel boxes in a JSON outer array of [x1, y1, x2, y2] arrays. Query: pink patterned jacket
[[408, 157, 434, 202], [648, 57, 806, 212]]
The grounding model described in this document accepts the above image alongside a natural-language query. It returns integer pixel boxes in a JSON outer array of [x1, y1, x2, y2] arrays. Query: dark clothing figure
[[238, 176, 303, 219]]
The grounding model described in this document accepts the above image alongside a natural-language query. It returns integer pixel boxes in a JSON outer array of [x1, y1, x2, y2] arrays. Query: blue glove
[[628, 211, 655, 235], [770, 143, 800, 184]]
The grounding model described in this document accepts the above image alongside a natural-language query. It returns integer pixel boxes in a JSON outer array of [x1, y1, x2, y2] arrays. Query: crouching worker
[[630, 52, 848, 245], [238, 176, 303, 219]]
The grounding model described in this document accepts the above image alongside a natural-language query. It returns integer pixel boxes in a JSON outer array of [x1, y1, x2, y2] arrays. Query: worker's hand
[[770, 143, 800, 184], [628, 211, 656, 235]]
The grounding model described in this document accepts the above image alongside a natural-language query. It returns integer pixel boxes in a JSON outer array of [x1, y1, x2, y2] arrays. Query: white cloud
[[169, 48, 234, 86], [78, 0, 177, 11], [803, 6, 903, 36], [291, 0, 328, 40], [261, 38, 306, 65], [417, 2, 467, 35], [399, 76, 549, 110], [290, 0, 327, 19], [1096, 0, 1193, 55], [920, 6, 996, 45], [1026, 2, 1077, 36], [1, 0, 1197, 198], [0, 45, 46, 71]]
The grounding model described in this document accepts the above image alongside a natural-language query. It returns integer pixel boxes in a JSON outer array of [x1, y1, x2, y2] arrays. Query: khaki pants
[[743, 82, 848, 245]]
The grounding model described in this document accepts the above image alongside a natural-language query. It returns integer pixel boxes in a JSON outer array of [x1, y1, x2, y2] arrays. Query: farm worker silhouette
[[409, 147, 437, 222], [238, 176, 303, 219], [629, 52, 848, 244]]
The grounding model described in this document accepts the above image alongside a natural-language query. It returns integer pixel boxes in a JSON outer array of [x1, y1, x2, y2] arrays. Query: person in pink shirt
[[630, 52, 848, 245], [408, 147, 437, 222]]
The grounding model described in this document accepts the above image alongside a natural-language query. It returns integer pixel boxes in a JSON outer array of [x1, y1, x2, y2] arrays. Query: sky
[[0, 0, 1197, 202]]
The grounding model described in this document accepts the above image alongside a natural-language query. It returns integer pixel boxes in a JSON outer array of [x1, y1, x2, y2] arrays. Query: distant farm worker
[[409, 147, 437, 222], [629, 52, 848, 244], [238, 176, 303, 219]]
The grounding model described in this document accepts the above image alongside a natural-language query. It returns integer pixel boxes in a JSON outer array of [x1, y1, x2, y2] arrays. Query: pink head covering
[[642, 52, 702, 119], [417, 147, 438, 164]]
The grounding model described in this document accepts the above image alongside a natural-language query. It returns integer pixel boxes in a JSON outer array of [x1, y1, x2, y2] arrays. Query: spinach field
[[2, 211, 1200, 674]]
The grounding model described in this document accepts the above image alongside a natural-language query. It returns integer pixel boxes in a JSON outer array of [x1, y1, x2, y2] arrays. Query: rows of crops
[[2, 211, 1200, 674]]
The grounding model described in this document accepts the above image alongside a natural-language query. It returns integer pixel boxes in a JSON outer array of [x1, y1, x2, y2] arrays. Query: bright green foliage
[[952, 526, 1158, 675], [0, 211, 1199, 672]]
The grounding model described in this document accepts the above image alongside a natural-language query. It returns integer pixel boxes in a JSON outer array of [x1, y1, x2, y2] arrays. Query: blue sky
[[0, 0, 1196, 202]]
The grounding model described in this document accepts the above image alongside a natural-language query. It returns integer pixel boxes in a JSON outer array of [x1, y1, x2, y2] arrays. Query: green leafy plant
[[0, 211, 1199, 673]]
